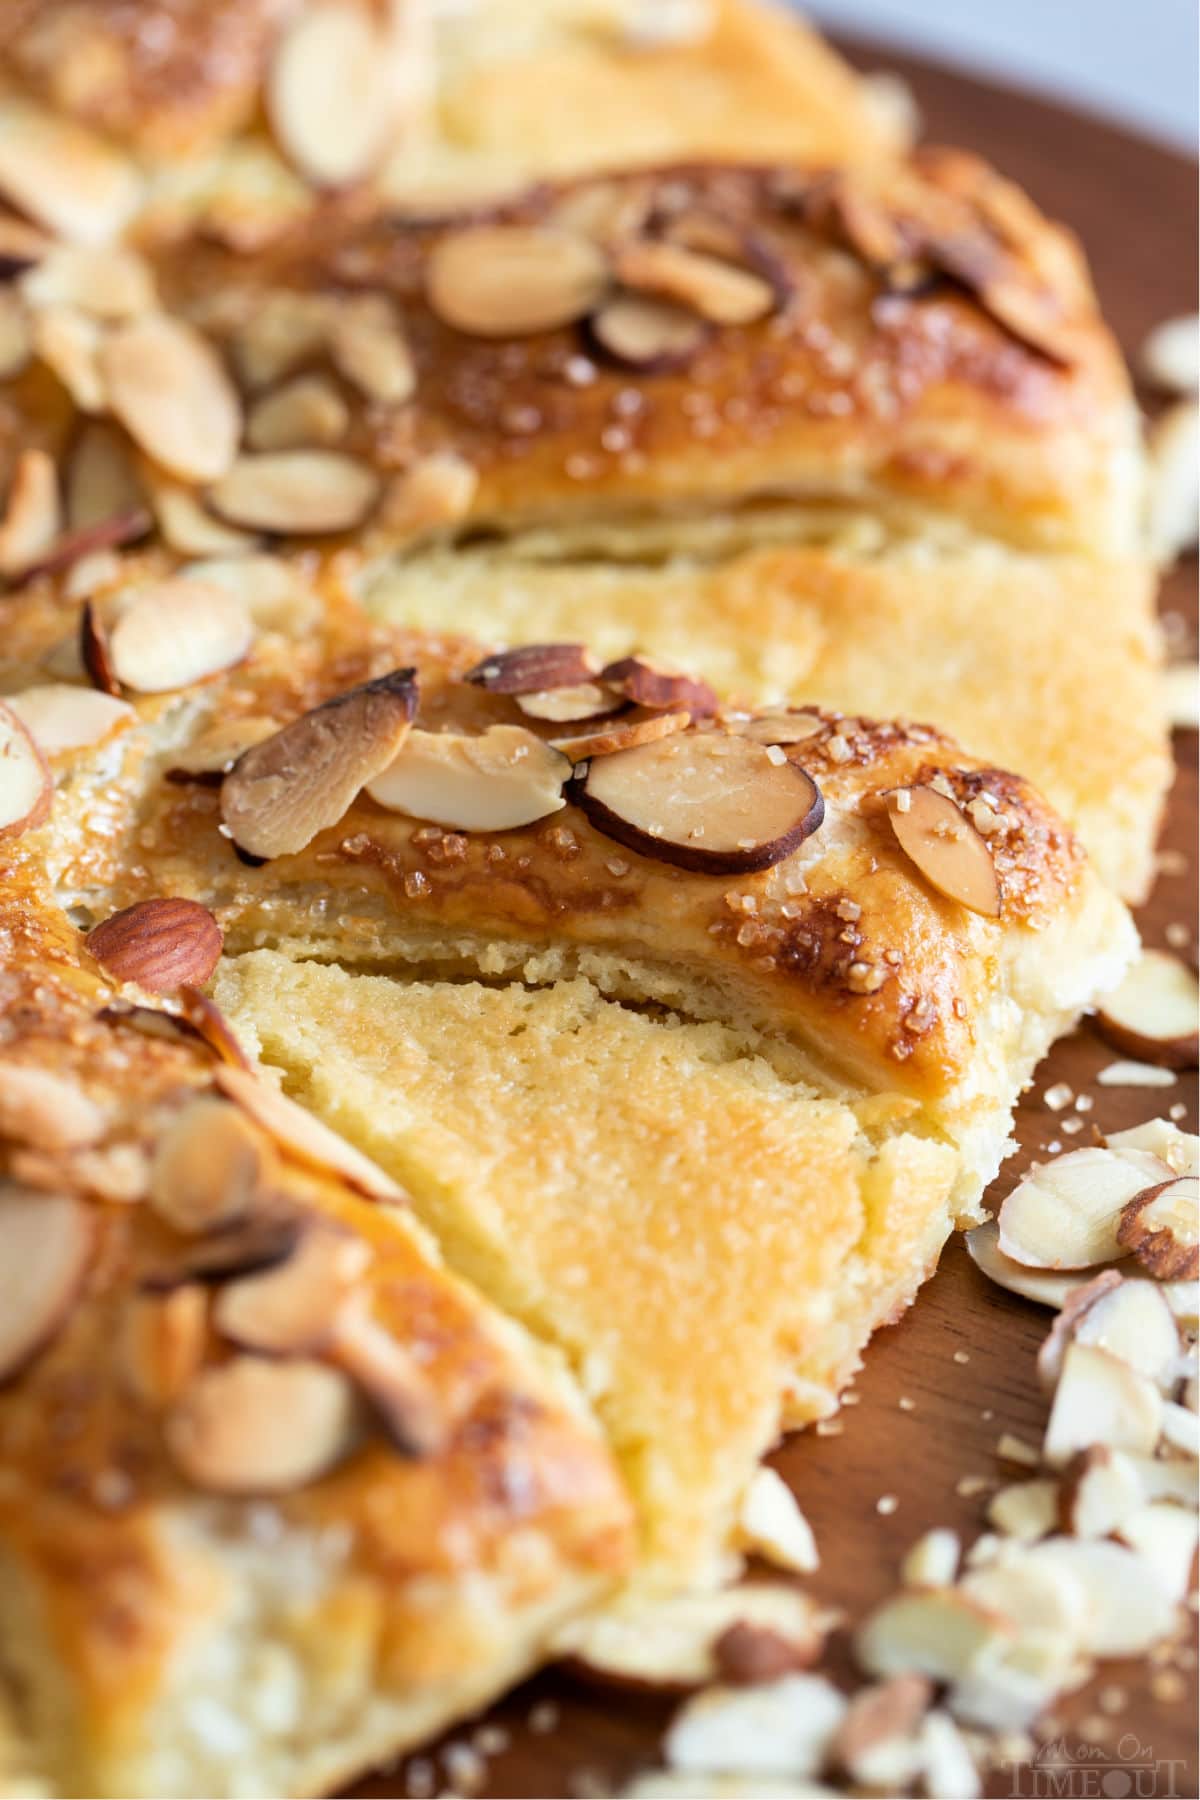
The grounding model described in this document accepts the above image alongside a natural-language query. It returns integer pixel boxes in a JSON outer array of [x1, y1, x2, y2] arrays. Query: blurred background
[[809, 0, 1198, 149]]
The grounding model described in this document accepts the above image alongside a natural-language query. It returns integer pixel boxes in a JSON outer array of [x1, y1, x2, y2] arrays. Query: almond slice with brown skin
[[267, 1, 395, 187], [0, 702, 52, 841], [329, 1296, 448, 1457], [885, 785, 1000, 917], [664, 1672, 848, 1780], [997, 1146, 1173, 1269], [213, 1063, 403, 1202], [1066, 1276, 1182, 1389], [552, 709, 690, 763], [600, 655, 718, 717], [613, 238, 776, 326], [14, 507, 150, 588], [1035, 1268, 1125, 1389], [87, 898, 223, 993], [143, 1214, 303, 1294], [0, 1187, 94, 1383], [175, 988, 253, 1070], [366, 724, 570, 831], [1096, 948, 1199, 1068], [166, 716, 281, 785], [119, 1285, 208, 1407], [215, 1222, 371, 1354], [427, 226, 610, 337], [7, 684, 134, 756], [208, 451, 380, 535], [107, 580, 253, 694], [1117, 1175, 1199, 1279], [149, 1095, 275, 1234], [516, 683, 626, 724], [587, 294, 710, 370], [1058, 1445, 1146, 1538], [728, 711, 826, 746], [464, 643, 600, 694], [1042, 1342, 1163, 1467], [965, 1220, 1094, 1308], [101, 314, 242, 483], [829, 1675, 932, 1789], [569, 731, 824, 875], [165, 1354, 359, 1494], [221, 667, 417, 859], [79, 599, 119, 695], [556, 1587, 825, 1695]]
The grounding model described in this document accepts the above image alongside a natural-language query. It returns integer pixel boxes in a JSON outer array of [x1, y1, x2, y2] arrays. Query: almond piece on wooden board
[[106, 580, 254, 694], [555, 1586, 825, 1695], [426, 225, 611, 337], [884, 784, 1000, 917], [1024, 1536, 1177, 1655], [221, 667, 417, 860], [165, 1354, 359, 1494], [1116, 1175, 1200, 1279], [855, 1587, 1013, 1686], [1057, 1445, 1146, 1537], [213, 1063, 403, 1202], [552, 709, 690, 762], [214, 1222, 371, 1354], [986, 1479, 1060, 1543], [100, 315, 241, 483], [1042, 1341, 1163, 1468], [1107, 1117, 1200, 1176], [569, 731, 824, 875], [0, 1187, 94, 1383], [1038, 1272, 1180, 1392], [1096, 947, 1199, 1068], [208, 450, 380, 535], [737, 1466, 819, 1574], [964, 1219, 1101, 1309], [1116, 1502, 1200, 1603], [7, 684, 134, 757], [0, 701, 52, 841], [587, 293, 710, 371], [267, 0, 396, 188], [997, 1145, 1173, 1269], [664, 1673, 848, 1779], [0, 99, 141, 244], [828, 1674, 932, 1788], [900, 1529, 961, 1588], [600, 654, 719, 717], [148, 1095, 274, 1234], [87, 898, 223, 994], [367, 724, 570, 831]]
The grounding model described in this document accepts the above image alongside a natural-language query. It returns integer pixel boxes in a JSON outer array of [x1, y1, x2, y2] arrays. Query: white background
[[808, 0, 1198, 151]]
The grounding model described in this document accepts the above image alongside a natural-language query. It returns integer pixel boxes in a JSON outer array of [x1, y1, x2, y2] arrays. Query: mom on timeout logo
[[1004, 1733, 1192, 1797]]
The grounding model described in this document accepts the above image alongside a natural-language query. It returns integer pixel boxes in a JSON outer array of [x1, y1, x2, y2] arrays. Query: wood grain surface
[[355, 42, 1199, 1800]]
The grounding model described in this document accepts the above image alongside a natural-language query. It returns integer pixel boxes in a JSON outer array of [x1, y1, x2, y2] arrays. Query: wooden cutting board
[[356, 42, 1199, 1800]]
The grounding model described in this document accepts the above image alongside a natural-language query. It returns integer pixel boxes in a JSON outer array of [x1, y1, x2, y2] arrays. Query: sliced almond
[[7, 683, 133, 756], [209, 450, 380, 535], [986, 1479, 1060, 1543], [556, 1587, 823, 1695], [0, 1188, 93, 1383], [1035, 1267, 1125, 1389], [829, 1675, 932, 1788], [426, 226, 610, 337], [1025, 1536, 1176, 1654], [221, 666, 417, 859], [183, 553, 317, 636], [379, 451, 478, 537], [0, 448, 62, 577], [0, 288, 31, 379], [366, 724, 569, 831], [1140, 313, 1200, 395], [1097, 1058, 1179, 1088], [900, 1529, 961, 1588], [101, 315, 242, 483], [516, 683, 624, 724], [588, 293, 709, 370], [30, 305, 104, 411], [329, 294, 415, 405], [267, 1, 395, 187], [0, 100, 140, 244], [965, 1219, 1097, 1308], [165, 1354, 358, 1494], [79, 599, 119, 695], [143, 1214, 302, 1294], [329, 1297, 447, 1456], [1068, 1276, 1183, 1388], [144, 470, 259, 558], [229, 291, 333, 391], [1117, 1501, 1200, 1602], [0, 1064, 104, 1150], [855, 1588, 1012, 1685], [1125, 1453, 1199, 1506], [1096, 948, 1199, 1068], [166, 716, 281, 784], [728, 712, 826, 746], [1058, 1445, 1146, 1537], [246, 374, 350, 453], [569, 731, 823, 875], [175, 989, 253, 1070], [920, 1710, 981, 1800], [1116, 1175, 1199, 1279], [997, 1145, 1172, 1269], [107, 580, 252, 694], [20, 244, 154, 320], [118, 1285, 208, 1408], [465, 643, 600, 695], [87, 898, 224, 993], [600, 655, 718, 717], [1107, 1118, 1199, 1176], [1164, 662, 1199, 731], [552, 708, 690, 763], [613, 238, 775, 327], [884, 785, 1000, 918], [1162, 1397, 1200, 1457], [1042, 1342, 1163, 1468], [149, 1096, 274, 1234], [214, 1221, 370, 1353], [17, 509, 149, 590], [664, 1674, 847, 1779], [737, 1467, 818, 1574], [66, 421, 144, 530], [0, 701, 51, 841], [213, 1063, 403, 1202]]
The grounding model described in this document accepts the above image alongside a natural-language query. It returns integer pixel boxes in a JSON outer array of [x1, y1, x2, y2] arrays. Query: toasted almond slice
[[465, 643, 600, 695], [66, 421, 144, 530], [246, 374, 350, 453], [737, 1467, 819, 1574], [101, 315, 242, 483], [221, 666, 417, 859], [87, 898, 224, 993], [0, 1188, 93, 1383], [0, 1064, 104, 1150], [1116, 1175, 1199, 1279], [17, 509, 149, 592], [1025, 1536, 1175, 1654], [107, 580, 252, 693], [600, 655, 718, 717], [230, 291, 333, 391], [556, 1587, 823, 1695], [1107, 1118, 1200, 1176], [329, 294, 415, 405], [965, 1220, 1099, 1308], [144, 469, 259, 558], [149, 1096, 274, 1234], [517, 683, 625, 724], [986, 1479, 1059, 1542], [0, 448, 62, 577], [209, 450, 380, 535], [1058, 1445, 1145, 1537], [1096, 948, 1199, 1068], [182, 552, 318, 636], [31, 303, 105, 410], [267, 1, 395, 187], [214, 1221, 370, 1353], [1140, 313, 1200, 395], [664, 1674, 847, 1779], [1035, 1267, 1125, 1389], [1068, 1277, 1182, 1388], [0, 702, 51, 841], [587, 294, 709, 370], [613, 238, 776, 327], [855, 1588, 1012, 1685], [166, 716, 281, 784], [0, 100, 140, 244], [213, 1063, 403, 1201], [166, 1354, 358, 1494], [900, 1529, 961, 1588], [1117, 1501, 1200, 1602], [79, 600, 119, 695], [367, 724, 569, 831], [997, 1145, 1172, 1269], [829, 1674, 931, 1788], [552, 708, 689, 762], [1042, 1342, 1163, 1468], [727, 712, 826, 746], [7, 683, 133, 756], [20, 244, 155, 320], [1146, 401, 1199, 563], [427, 226, 610, 337], [570, 731, 823, 875], [1161, 1398, 1200, 1457], [0, 288, 31, 379], [379, 451, 478, 536], [884, 785, 1000, 917], [118, 1285, 208, 1407], [175, 989, 253, 1070], [329, 1297, 448, 1456]]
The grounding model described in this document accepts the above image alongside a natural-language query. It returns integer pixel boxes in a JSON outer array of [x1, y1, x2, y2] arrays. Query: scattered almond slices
[[1024, 1536, 1176, 1656], [213, 1062, 403, 1202], [267, 0, 397, 188], [553, 709, 690, 762], [964, 1220, 1100, 1308], [855, 1586, 1012, 1686], [986, 1479, 1060, 1543], [0, 447, 62, 578], [828, 1674, 931, 1789], [1037, 1272, 1180, 1392], [101, 314, 242, 483], [165, 1353, 359, 1494], [1042, 1342, 1163, 1468], [144, 470, 260, 558], [899, 1529, 960, 1588], [1117, 1174, 1199, 1279], [465, 643, 600, 695], [588, 293, 709, 370], [1097, 1059, 1178, 1088], [0, 701, 52, 841], [1107, 1117, 1199, 1176], [1096, 947, 1199, 1068], [884, 785, 1000, 918], [214, 1221, 371, 1354], [208, 450, 380, 535], [221, 667, 417, 859], [366, 724, 569, 831], [1140, 312, 1200, 394], [0, 99, 141, 245], [516, 683, 625, 724], [996, 1145, 1173, 1269], [426, 225, 610, 337], [664, 1673, 847, 1780], [556, 1586, 826, 1694], [0, 1187, 94, 1383], [1057, 1445, 1146, 1538], [87, 897, 224, 994], [149, 1095, 274, 1234], [613, 237, 776, 327], [66, 421, 145, 530], [570, 731, 824, 875], [600, 655, 718, 717], [106, 580, 253, 693], [245, 373, 350, 453], [6, 683, 133, 756], [737, 1467, 819, 1574]]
